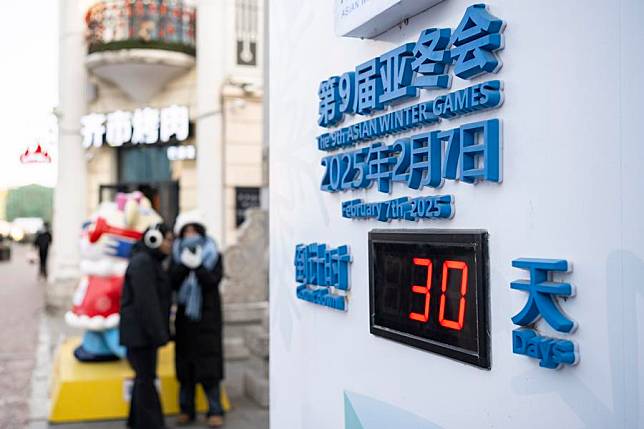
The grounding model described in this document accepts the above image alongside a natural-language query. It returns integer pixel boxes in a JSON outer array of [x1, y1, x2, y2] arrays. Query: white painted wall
[[196, 0, 264, 246], [269, 1, 644, 428], [196, 0, 227, 243]]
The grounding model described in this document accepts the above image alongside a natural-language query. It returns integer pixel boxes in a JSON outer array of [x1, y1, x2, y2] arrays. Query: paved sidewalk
[[26, 312, 269, 429], [26, 314, 269, 429], [6, 246, 269, 429], [29, 399, 267, 429], [0, 244, 44, 429], [0, 243, 268, 428]]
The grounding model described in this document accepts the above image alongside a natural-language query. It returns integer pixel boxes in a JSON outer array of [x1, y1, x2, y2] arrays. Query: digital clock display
[[369, 230, 490, 368]]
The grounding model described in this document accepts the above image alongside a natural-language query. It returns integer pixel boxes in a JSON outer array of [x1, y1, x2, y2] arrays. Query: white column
[[196, 0, 227, 243], [52, 0, 88, 283]]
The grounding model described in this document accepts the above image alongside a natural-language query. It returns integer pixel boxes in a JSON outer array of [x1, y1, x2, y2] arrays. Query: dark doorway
[[104, 145, 180, 224], [118, 145, 171, 183]]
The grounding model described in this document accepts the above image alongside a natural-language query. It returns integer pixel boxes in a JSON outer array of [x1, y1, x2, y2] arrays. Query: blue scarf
[[172, 235, 219, 321]]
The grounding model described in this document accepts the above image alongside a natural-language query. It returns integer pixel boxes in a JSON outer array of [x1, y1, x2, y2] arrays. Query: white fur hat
[[174, 210, 206, 236]]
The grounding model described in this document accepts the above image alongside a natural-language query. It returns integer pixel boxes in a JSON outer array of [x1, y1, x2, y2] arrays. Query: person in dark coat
[[119, 223, 173, 429], [169, 212, 224, 428], [34, 222, 52, 279]]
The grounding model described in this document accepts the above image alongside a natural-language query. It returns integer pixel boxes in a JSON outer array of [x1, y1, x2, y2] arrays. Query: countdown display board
[[369, 230, 490, 368]]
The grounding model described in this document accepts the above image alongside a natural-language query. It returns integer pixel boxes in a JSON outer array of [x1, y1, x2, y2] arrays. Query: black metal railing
[[85, 0, 196, 56]]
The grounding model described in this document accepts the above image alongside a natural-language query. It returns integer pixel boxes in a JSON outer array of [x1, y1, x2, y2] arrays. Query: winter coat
[[119, 246, 172, 348], [169, 255, 224, 383], [34, 231, 52, 257]]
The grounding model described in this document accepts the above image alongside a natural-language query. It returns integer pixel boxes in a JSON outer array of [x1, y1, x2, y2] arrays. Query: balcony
[[85, 0, 197, 102]]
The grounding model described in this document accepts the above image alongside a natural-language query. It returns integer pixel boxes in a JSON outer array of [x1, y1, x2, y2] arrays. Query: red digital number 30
[[408, 258, 469, 331]]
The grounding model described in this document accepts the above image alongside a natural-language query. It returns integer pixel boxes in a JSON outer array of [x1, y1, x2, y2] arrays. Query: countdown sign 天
[[295, 3, 584, 373], [316, 4, 506, 223], [510, 258, 579, 369]]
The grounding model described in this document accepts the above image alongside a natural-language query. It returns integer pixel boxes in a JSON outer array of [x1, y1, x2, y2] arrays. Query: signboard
[[335, 0, 445, 39], [319, 4, 506, 224], [368, 230, 490, 368], [166, 144, 196, 161], [235, 187, 261, 226], [313, 2, 574, 370], [269, 0, 644, 426], [81, 105, 190, 148]]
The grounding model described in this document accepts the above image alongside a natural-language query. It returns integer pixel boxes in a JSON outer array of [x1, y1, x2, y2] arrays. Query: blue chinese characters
[[318, 77, 342, 128], [412, 28, 452, 89], [315, 3, 506, 226], [511, 258, 579, 369], [295, 243, 352, 311], [450, 3, 505, 79], [317, 3, 505, 130]]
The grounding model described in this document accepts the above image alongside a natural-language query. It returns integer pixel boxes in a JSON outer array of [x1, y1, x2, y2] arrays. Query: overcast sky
[[0, 1, 58, 188]]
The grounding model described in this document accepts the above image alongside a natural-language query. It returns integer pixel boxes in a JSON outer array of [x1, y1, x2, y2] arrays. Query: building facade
[[54, 0, 266, 284]]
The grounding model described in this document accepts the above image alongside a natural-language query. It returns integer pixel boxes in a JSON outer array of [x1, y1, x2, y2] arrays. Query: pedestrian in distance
[[169, 211, 225, 428], [119, 223, 173, 429], [33, 222, 52, 280]]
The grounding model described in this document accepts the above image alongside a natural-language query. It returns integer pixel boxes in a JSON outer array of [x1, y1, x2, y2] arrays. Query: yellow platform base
[[49, 337, 231, 423]]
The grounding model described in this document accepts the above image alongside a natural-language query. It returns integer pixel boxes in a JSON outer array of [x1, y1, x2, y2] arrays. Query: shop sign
[[294, 243, 352, 311], [235, 187, 261, 227], [166, 144, 196, 161], [81, 105, 190, 148], [511, 258, 579, 369], [318, 4, 505, 222]]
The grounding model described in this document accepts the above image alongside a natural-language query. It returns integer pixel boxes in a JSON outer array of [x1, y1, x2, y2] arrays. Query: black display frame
[[368, 229, 491, 369]]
